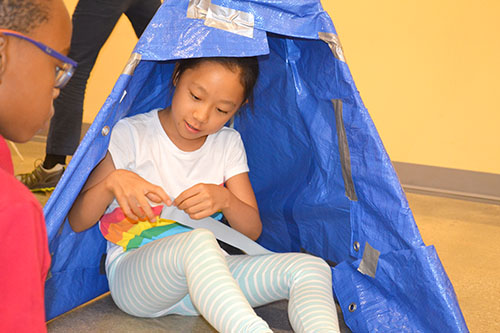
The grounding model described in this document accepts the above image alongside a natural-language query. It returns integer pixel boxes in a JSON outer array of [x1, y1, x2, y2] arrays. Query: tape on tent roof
[[133, 0, 339, 61], [187, 0, 255, 38]]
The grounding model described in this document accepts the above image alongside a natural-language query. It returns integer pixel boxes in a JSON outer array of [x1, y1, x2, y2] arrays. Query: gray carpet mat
[[47, 293, 351, 332]]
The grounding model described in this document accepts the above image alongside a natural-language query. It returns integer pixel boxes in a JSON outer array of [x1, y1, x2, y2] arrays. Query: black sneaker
[[16, 162, 65, 192]]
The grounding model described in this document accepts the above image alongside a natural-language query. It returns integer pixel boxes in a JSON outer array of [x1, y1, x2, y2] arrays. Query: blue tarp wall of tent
[[44, 0, 468, 331]]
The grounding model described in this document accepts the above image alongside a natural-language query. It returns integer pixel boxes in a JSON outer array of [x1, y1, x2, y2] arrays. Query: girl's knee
[[308, 254, 331, 271], [187, 228, 217, 243], [289, 253, 332, 278]]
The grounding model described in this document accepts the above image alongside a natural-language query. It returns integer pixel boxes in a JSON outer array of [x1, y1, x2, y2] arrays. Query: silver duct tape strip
[[187, 0, 254, 38], [318, 32, 345, 62], [160, 204, 273, 256], [332, 99, 357, 201], [122, 52, 142, 76], [187, 0, 210, 19], [205, 3, 254, 38], [357, 242, 380, 278]]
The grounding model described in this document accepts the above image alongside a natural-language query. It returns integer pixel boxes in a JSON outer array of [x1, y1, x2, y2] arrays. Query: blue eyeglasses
[[0, 29, 77, 89]]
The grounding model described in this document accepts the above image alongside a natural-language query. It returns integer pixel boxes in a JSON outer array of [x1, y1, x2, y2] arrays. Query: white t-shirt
[[104, 108, 250, 268]]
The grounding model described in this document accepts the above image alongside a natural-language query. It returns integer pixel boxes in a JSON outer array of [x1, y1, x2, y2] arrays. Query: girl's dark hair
[[172, 56, 259, 108]]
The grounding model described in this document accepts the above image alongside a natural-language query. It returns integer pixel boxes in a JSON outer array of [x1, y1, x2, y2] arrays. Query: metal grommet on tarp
[[353, 241, 360, 252], [348, 303, 357, 312], [101, 126, 110, 136]]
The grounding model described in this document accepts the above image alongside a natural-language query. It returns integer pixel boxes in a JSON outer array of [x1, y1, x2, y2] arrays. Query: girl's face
[[163, 61, 246, 151]]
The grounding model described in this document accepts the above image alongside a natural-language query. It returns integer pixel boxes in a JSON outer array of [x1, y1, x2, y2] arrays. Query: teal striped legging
[[108, 228, 340, 332]]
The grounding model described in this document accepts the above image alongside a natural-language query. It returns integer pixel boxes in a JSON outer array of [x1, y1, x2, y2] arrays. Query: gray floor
[[8, 140, 500, 332], [46, 296, 349, 332]]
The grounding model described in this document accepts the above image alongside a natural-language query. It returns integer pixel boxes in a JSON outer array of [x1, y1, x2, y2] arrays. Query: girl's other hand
[[174, 183, 229, 219], [106, 169, 172, 221]]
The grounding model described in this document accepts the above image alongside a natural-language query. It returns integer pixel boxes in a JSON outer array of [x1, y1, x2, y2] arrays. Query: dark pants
[[46, 0, 161, 156]]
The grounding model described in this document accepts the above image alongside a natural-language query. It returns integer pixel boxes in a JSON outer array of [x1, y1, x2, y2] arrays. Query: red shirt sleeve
[[0, 169, 50, 332]]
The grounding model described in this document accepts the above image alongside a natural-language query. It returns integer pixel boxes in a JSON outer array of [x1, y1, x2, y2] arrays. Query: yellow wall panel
[[322, 0, 500, 174]]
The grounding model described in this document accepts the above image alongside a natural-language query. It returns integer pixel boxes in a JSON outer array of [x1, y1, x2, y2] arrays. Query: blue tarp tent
[[44, 0, 468, 331]]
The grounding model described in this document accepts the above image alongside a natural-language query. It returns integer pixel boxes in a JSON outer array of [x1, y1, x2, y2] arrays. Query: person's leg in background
[[16, 0, 161, 191], [126, 0, 162, 37]]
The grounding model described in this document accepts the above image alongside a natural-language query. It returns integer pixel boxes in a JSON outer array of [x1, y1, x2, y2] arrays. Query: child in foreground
[[68, 56, 340, 332]]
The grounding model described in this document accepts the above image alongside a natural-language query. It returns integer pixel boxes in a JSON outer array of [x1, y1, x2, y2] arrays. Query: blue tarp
[[44, 0, 468, 331]]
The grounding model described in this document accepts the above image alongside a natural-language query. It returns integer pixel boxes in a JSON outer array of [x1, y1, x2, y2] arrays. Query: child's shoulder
[[114, 109, 159, 132], [212, 126, 243, 142], [119, 109, 159, 125], [215, 126, 241, 137]]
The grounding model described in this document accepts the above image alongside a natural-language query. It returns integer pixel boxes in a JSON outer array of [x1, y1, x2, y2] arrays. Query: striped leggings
[[108, 228, 340, 332]]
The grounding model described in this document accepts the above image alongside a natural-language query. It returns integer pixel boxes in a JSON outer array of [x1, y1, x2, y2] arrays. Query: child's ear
[[172, 63, 180, 87]]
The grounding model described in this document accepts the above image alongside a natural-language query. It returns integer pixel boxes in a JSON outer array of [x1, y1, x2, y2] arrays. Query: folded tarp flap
[[44, 0, 468, 331]]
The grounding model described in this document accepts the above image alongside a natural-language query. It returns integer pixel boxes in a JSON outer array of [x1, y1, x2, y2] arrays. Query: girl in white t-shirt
[[68, 57, 340, 332]]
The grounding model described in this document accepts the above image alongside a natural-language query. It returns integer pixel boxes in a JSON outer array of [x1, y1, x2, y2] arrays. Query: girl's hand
[[174, 183, 229, 219], [105, 169, 172, 221]]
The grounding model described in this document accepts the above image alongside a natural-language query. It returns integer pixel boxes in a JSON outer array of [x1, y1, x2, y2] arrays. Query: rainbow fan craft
[[99, 205, 191, 251]]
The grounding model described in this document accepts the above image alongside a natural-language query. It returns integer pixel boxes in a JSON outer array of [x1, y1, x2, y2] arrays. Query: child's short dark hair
[[172, 56, 259, 107], [0, 0, 51, 34]]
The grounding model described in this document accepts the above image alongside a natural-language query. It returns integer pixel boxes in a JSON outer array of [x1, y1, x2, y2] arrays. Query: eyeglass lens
[[55, 63, 75, 89]]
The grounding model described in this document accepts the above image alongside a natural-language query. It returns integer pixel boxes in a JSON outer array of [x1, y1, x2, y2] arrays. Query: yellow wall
[[65, 0, 500, 174], [323, 0, 500, 174]]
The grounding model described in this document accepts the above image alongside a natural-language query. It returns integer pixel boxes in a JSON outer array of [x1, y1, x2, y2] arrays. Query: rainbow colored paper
[[99, 205, 191, 251]]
